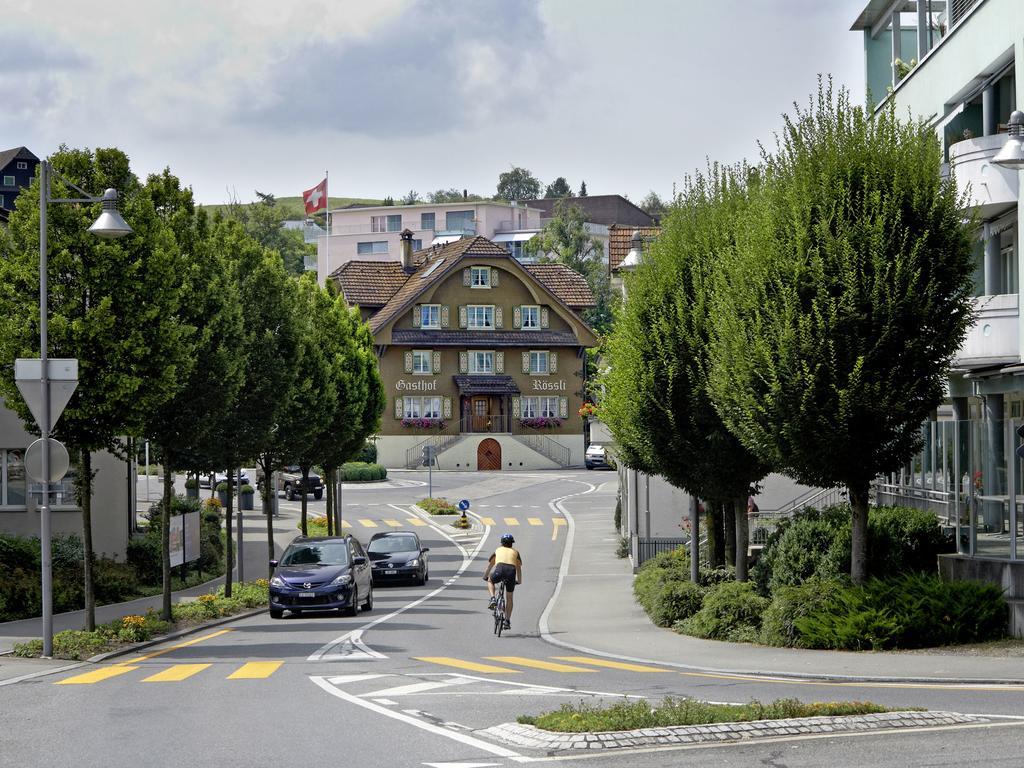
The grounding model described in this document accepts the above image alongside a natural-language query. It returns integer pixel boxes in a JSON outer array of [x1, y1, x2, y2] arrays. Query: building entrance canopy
[[453, 375, 520, 395]]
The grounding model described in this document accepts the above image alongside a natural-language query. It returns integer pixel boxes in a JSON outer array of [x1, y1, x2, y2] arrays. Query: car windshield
[[280, 542, 349, 566], [368, 535, 418, 554]]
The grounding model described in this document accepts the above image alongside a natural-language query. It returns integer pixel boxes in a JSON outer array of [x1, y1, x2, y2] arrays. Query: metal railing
[[777, 486, 848, 516], [460, 414, 513, 434], [405, 432, 463, 469], [514, 433, 572, 467], [950, 0, 981, 27], [636, 537, 689, 567]]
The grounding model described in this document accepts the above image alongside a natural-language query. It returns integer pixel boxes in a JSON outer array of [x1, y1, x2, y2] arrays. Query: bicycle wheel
[[494, 585, 505, 636]]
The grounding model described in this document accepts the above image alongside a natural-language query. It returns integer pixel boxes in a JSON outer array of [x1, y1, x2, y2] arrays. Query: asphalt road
[[4, 469, 1024, 768]]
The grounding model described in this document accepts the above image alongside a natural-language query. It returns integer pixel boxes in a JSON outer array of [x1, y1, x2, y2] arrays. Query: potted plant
[[184, 476, 199, 499], [240, 483, 255, 511], [216, 481, 230, 507]]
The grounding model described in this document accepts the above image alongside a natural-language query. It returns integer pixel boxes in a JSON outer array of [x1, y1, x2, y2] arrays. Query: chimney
[[463, 189, 468, 201], [400, 228, 415, 273], [620, 228, 643, 271]]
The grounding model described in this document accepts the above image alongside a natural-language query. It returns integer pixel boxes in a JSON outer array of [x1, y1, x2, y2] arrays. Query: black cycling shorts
[[490, 563, 517, 593]]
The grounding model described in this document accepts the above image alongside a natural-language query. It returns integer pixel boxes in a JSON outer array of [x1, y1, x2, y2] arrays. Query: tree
[[524, 200, 617, 334], [0, 147, 188, 629], [602, 167, 767, 578], [578, 180, 588, 197], [401, 190, 420, 205], [225, 192, 310, 276], [382, 196, 395, 206], [639, 191, 667, 219], [496, 166, 542, 201], [709, 83, 974, 584], [544, 177, 572, 199], [428, 188, 485, 203]]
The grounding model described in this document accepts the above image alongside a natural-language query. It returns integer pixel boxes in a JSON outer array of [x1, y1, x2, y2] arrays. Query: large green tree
[[227, 191, 311, 276], [544, 177, 572, 199], [496, 166, 542, 201], [0, 147, 188, 629], [709, 84, 974, 584]]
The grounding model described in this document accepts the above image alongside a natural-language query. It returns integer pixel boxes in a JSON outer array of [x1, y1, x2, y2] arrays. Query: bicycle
[[492, 580, 507, 636]]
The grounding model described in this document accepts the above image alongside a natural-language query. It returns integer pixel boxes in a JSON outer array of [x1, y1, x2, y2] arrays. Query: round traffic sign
[[25, 438, 70, 483], [458, 499, 470, 511]]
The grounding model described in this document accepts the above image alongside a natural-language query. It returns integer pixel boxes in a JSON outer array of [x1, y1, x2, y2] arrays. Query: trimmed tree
[[709, 84, 974, 584], [496, 166, 542, 201]]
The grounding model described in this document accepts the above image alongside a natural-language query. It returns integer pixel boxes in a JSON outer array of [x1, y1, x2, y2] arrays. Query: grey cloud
[[0, 33, 86, 72], [237, 0, 560, 137]]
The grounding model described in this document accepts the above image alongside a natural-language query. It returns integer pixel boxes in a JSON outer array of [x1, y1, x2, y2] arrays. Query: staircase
[[513, 434, 572, 468], [405, 433, 464, 469]]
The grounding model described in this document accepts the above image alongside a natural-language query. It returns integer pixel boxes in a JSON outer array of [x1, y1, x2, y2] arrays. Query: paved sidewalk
[[544, 489, 1024, 684]]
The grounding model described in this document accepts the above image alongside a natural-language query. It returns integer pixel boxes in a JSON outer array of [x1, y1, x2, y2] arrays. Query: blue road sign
[[458, 499, 470, 511]]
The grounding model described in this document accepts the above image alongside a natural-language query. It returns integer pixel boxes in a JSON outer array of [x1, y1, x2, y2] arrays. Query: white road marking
[[423, 763, 501, 768], [316, 630, 388, 662], [373, 698, 398, 706], [326, 673, 394, 685], [362, 678, 478, 698]]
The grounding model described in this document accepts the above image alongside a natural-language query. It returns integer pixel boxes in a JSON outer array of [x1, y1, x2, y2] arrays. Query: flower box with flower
[[578, 402, 598, 419], [401, 417, 447, 430], [519, 416, 563, 429]]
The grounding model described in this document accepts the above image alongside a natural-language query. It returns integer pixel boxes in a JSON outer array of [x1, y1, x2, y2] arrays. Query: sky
[[1, 0, 867, 206]]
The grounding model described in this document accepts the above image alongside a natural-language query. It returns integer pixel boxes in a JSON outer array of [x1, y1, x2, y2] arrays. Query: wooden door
[[472, 396, 489, 432], [477, 438, 501, 471]]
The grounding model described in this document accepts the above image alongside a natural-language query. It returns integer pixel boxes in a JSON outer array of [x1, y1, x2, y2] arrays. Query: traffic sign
[[458, 499, 470, 511], [422, 445, 437, 467], [1016, 424, 1024, 459], [14, 358, 79, 430], [24, 438, 70, 483]]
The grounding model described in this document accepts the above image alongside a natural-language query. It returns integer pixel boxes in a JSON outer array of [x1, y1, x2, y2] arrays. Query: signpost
[[423, 445, 438, 499], [458, 498, 470, 528]]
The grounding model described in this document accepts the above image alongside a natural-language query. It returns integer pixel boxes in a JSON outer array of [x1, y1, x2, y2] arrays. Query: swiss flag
[[303, 178, 328, 214]]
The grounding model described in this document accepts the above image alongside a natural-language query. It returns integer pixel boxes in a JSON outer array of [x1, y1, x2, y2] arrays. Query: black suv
[[259, 466, 324, 501]]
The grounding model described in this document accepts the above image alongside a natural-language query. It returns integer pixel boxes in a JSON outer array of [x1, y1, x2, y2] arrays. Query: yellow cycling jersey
[[492, 546, 522, 566]]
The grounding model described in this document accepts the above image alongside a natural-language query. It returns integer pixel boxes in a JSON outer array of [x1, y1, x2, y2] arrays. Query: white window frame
[[469, 350, 494, 375], [370, 214, 402, 233], [540, 396, 559, 418], [2, 175, 13, 187], [16, 161, 28, 170], [403, 396, 442, 419], [467, 305, 494, 329], [470, 266, 491, 288], [420, 304, 441, 329], [529, 350, 549, 375], [356, 241, 388, 255], [522, 397, 538, 418], [521, 305, 540, 329], [421, 212, 435, 230], [412, 350, 432, 375]]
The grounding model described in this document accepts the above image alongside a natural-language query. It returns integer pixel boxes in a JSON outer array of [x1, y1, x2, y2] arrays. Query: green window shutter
[[412, 305, 421, 327], [404, 351, 413, 373], [540, 307, 549, 329], [432, 351, 441, 374], [559, 397, 568, 418], [495, 306, 503, 329], [441, 305, 450, 328], [522, 352, 530, 373], [513, 306, 522, 329], [491, 269, 499, 287], [443, 397, 452, 419], [394, 397, 404, 419], [459, 352, 468, 373], [459, 305, 467, 328], [496, 351, 504, 374], [512, 397, 521, 418], [549, 351, 557, 373], [463, 268, 471, 286]]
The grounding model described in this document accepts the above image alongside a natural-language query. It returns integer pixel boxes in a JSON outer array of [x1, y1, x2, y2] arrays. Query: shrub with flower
[[203, 497, 222, 512], [118, 614, 149, 643], [578, 402, 598, 419], [400, 417, 447, 430], [520, 416, 563, 429]]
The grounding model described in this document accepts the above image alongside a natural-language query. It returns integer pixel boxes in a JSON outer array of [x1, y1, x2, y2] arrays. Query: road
[[4, 469, 1024, 767]]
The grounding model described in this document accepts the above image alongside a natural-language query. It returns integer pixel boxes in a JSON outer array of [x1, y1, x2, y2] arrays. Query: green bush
[[91, 558, 140, 604], [355, 441, 377, 464], [633, 548, 690, 614], [650, 580, 704, 627], [418, 497, 459, 515], [868, 506, 954, 575], [216, 481, 229, 492], [751, 505, 850, 595], [0, 533, 39, 571], [341, 462, 387, 482], [795, 574, 1007, 650], [760, 579, 846, 647], [613, 494, 622, 531], [699, 564, 736, 587], [615, 536, 630, 558], [127, 534, 162, 584], [678, 581, 768, 642]]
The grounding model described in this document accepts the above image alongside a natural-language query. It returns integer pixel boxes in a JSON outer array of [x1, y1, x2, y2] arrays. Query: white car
[[585, 444, 611, 470]]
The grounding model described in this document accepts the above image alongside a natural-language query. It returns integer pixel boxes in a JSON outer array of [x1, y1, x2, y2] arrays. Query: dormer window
[[470, 266, 491, 288], [420, 304, 441, 328], [521, 305, 540, 329], [467, 305, 494, 329]]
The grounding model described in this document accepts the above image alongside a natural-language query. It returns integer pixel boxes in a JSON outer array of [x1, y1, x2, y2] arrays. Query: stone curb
[[481, 711, 986, 751]]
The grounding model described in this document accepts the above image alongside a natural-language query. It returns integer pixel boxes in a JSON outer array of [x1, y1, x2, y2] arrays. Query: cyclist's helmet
[[500, 533, 515, 545]]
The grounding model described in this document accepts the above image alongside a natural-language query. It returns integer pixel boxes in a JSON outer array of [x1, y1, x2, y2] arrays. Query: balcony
[[326, 221, 477, 237], [956, 294, 1020, 367], [949, 135, 1020, 218]]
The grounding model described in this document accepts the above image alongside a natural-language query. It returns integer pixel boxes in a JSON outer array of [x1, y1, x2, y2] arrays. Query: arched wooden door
[[477, 438, 501, 471]]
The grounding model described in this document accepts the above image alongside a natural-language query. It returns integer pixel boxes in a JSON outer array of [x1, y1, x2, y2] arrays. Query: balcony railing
[[324, 221, 477, 237], [948, 135, 1020, 218], [461, 414, 512, 434], [957, 294, 1020, 366]]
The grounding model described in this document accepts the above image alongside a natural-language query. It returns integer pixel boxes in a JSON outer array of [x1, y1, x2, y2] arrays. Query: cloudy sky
[[1, 0, 866, 205]]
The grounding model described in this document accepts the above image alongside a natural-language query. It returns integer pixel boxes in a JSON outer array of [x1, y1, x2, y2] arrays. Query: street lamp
[[37, 160, 131, 656], [992, 110, 1024, 168]]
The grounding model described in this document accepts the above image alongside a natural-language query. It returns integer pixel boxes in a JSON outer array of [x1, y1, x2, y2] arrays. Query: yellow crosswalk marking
[[415, 657, 521, 674], [383, 519, 402, 528], [340, 520, 353, 529], [527, 518, 543, 526], [485, 656, 595, 673], [552, 518, 566, 525], [503, 517, 519, 526], [552, 656, 669, 673], [552, 517, 566, 542], [480, 517, 496, 526], [358, 519, 378, 528], [227, 661, 283, 679], [142, 663, 211, 682], [406, 518, 426, 527], [56, 665, 139, 685]]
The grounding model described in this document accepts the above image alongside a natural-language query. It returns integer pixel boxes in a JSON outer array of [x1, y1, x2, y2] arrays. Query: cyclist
[[483, 533, 522, 630]]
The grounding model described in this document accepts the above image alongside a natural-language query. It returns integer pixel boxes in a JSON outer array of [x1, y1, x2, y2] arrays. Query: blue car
[[268, 535, 373, 619]]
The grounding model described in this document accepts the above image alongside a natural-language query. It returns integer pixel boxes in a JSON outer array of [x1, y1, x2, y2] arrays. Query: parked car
[[585, 444, 612, 470], [268, 535, 373, 619], [198, 470, 251, 489], [257, 466, 324, 501], [367, 531, 430, 586]]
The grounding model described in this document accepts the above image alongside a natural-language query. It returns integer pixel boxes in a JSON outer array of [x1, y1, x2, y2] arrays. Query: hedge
[[678, 581, 768, 643], [340, 462, 387, 482]]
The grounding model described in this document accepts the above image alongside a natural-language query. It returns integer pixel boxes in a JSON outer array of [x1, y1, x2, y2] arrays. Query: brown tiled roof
[[608, 224, 661, 272], [452, 375, 520, 395], [392, 330, 579, 346], [524, 264, 595, 309], [330, 261, 407, 307]]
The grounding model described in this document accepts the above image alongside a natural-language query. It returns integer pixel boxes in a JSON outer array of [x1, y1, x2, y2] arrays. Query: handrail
[[514, 433, 572, 467], [405, 432, 462, 468]]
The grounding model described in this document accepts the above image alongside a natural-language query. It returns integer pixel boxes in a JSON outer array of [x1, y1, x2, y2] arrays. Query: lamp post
[[37, 160, 131, 656], [993, 110, 1024, 168]]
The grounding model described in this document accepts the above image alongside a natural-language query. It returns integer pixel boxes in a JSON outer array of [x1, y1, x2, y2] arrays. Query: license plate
[[299, 592, 315, 598], [384, 570, 397, 575]]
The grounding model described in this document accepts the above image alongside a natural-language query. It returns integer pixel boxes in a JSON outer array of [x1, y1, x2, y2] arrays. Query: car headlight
[[331, 573, 353, 586], [407, 559, 419, 567], [270, 576, 285, 587]]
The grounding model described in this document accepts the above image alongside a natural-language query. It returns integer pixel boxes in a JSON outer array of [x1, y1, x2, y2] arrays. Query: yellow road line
[[677, 670, 1024, 692], [503, 517, 520, 526], [527, 518, 543, 526], [56, 665, 139, 685], [358, 519, 378, 528], [340, 520, 352, 529], [553, 656, 669, 672], [406, 518, 426, 526], [552, 517, 566, 542], [132, 628, 234, 663], [383, 519, 402, 528], [415, 656, 521, 674], [552, 517, 566, 525], [485, 656, 595, 673], [142, 663, 211, 682], [480, 517, 496, 526], [227, 661, 284, 680]]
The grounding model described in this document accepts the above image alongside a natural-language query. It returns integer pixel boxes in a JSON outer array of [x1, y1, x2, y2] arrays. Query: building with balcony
[[0, 147, 39, 224], [331, 232, 597, 470], [853, 0, 1024, 631]]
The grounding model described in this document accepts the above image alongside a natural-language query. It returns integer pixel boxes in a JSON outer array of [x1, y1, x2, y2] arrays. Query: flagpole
[[324, 169, 330, 279]]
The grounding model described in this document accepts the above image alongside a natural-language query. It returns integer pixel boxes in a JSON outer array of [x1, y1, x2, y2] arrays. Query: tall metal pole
[[39, 161, 53, 658], [237, 465, 244, 583], [324, 170, 329, 277]]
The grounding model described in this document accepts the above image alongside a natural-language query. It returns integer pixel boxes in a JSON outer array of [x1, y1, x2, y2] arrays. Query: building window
[[421, 212, 435, 230], [412, 239, 422, 251], [471, 266, 490, 288], [356, 241, 389, 255], [521, 305, 540, 329], [16, 162, 28, 170], [404, 396, 441, 419], [2, 175, 13, 187], [420, 304, 441, 329], [371, 214, 402, 233], [467, 305, 494, 329], [522, 397, 558, 419], [469, 350, 494, 374], [0, 195, 4, 208], [412, 350, 432, 375], [529, 350, 549, 375], [446, 210, 474, 232], [1, 449, 26, 506]]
